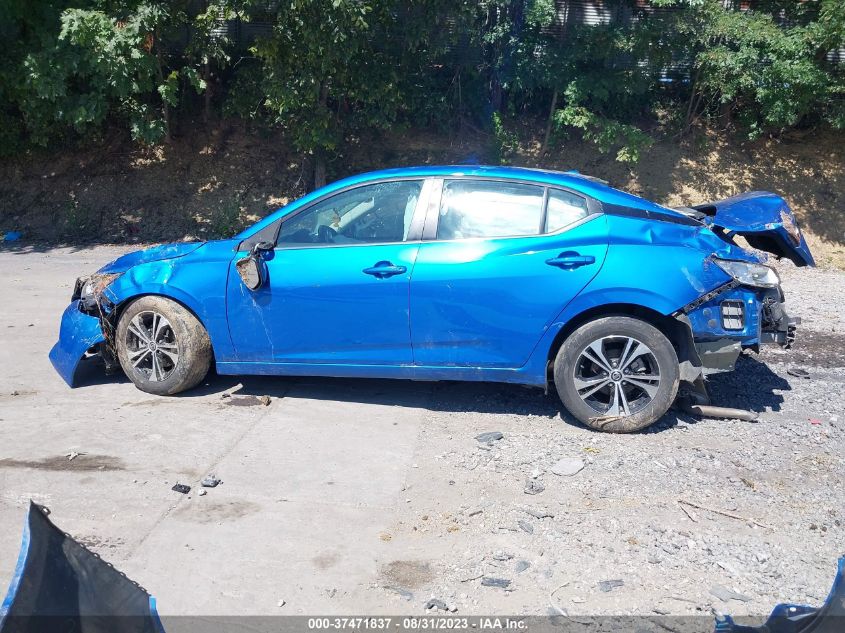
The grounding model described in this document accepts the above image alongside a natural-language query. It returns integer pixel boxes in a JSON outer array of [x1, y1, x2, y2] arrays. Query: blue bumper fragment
[[716, 556, 845, 632], [0, 502, 165, 633], [48, 301, 106, 387]]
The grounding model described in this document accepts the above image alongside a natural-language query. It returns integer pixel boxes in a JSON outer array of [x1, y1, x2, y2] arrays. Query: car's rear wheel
[[554, 316, 679, 433], [116, 296, 212, 395]]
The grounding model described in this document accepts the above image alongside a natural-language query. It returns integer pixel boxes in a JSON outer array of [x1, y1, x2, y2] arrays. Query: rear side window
[[437, 180, 544, 240], [546, 189, 589, 233]]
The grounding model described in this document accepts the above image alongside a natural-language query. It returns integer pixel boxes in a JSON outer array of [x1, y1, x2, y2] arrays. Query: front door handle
[[546, 251, 596, 269], [363, 261, 407, 279]]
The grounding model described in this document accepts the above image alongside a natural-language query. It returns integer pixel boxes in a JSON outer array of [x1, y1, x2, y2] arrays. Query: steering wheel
[[316, 224, 337, 243]]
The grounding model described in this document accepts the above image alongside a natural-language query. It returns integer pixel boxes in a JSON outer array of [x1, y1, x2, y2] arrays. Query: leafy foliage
[[1, 0, 843, 169]]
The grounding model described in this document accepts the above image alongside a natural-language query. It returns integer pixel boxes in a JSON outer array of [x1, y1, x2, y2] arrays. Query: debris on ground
[[277, 599, 286, 608], [2, 231, 22, 242], [171, 483, 191, 494], [201, 474, 221, 487], [517, 520, 534, 533], [481, 577, 512, 588], [425, 598, 448, 611], [65, 451, 84, 462], [198, 489, 207, 497], [224, 395, 271, 407], [524, 507, 554, 519], [515, 561, 530, 573], [710, 584, 751, 602], [474, 431, 504, 443], [385, 586, 413, 601], [597, 579, 624, 593], [678, 499, 770, 529], [551, 458, 585, 476], [523, 479, 545, 495], [787, 367, 811, 379]]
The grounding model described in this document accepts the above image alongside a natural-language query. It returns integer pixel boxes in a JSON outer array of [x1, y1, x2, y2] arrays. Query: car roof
[[236, 165, 682, 240], [329, 165, 674, 214]]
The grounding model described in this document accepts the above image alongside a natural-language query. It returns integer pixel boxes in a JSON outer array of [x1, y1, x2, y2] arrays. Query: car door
[[410, 179, 609, 368], [226, 178, 428, 365]]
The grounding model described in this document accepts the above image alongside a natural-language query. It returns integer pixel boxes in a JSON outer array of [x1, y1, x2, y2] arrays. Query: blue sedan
[[50, 166, 813, 432]]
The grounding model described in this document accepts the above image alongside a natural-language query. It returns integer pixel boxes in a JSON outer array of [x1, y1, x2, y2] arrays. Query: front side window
[[437, 180, 545, 240], [277, 180, 423, 246]]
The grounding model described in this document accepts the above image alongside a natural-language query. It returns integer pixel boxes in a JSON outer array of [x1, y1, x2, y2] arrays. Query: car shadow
[[73, 352, 790, 434]]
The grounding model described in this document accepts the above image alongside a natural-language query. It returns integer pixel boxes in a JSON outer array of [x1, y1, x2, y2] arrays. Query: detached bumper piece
[[716, 555, 845, 633], [0, 502, 164, 633], [48, 301, 106, 387]]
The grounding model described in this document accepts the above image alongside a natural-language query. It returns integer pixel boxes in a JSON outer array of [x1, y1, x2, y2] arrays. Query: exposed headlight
[[74, 273, 122, 309], [713, 258, 780, 288]]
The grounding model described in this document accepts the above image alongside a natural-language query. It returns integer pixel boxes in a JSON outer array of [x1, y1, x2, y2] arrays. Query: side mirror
[[253, 241, 275, 255], [236, 254, 264, 290]]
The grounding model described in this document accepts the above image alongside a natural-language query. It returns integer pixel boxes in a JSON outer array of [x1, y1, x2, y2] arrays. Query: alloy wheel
[[573, 335, 661, 417], [124, 310, 180, 382]]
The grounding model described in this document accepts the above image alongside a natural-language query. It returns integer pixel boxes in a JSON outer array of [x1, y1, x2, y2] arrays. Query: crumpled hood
[[97, 242, 205, 274]]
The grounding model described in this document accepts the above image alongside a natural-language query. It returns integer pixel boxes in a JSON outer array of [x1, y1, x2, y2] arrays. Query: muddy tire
[[554, 316, 679, 433], [116, 296, 212, 395]]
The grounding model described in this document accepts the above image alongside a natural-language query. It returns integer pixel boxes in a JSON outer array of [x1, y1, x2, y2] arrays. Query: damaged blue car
[[49, 166, 813, 432]]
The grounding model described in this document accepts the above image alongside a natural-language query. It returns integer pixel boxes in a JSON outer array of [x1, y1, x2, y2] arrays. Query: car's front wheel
[[116, 296, 212, 395], [554, 316, 679, 433]]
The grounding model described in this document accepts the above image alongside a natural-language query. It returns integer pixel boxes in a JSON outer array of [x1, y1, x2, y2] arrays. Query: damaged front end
[[672, 258, 801, 395], [48, 272, 121, 386]]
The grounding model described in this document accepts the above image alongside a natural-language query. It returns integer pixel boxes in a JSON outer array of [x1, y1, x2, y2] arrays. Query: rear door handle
[[546, 251, 596, 269], [363, 261, 407, 279]]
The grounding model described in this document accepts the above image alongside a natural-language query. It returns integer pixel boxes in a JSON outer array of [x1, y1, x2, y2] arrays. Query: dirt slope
[[1, 122, 843, 267]]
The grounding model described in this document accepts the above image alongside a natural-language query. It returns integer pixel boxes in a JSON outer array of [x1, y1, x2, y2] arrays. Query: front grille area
[[721, 300, 745, 330]]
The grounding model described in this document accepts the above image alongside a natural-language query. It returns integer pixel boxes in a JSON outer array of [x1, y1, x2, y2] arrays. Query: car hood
[[693, 192, 815, 267], [97, 242, 206, 274]]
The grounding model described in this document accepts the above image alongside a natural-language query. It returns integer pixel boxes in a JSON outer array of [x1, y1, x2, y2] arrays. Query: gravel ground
[[371, 258, 844, 619], [1, 249, 842, 624]]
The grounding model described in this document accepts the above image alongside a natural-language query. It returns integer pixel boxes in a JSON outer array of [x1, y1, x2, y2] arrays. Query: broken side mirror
[[236, 242, 273, 291], [236, 256, 263, 290]]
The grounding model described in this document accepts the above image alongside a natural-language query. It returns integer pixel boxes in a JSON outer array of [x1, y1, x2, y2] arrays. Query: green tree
[[680, 0, 845, 136], [250, 0, 406, 188]]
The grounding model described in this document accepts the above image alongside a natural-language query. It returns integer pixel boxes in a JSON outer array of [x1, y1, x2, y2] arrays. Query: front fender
[[48, 301, 105, 386], [103, 241, 237, 360]]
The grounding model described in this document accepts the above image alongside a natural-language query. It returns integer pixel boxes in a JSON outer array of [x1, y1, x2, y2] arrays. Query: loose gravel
[[376, 259, 844, 620]]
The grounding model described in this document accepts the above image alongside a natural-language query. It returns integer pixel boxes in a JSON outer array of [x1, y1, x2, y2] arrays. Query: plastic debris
[[171, 483, 191, 494], [2, 231, 22, 242], [201, 474, 221, 487]]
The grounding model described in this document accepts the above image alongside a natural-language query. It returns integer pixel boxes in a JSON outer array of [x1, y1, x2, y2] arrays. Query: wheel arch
[[110, 292, 218, 362], [545, 302, 698, 384]]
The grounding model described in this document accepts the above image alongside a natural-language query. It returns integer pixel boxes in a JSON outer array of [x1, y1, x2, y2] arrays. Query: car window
[[437, 180, 544, 240], [546, 189, 589, 232], [277, 180, 423, 246]]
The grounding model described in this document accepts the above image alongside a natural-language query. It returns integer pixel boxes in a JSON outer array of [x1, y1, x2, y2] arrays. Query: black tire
[[554, 316, 679, 433], [116, 296, 212, 395]]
